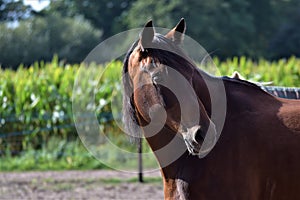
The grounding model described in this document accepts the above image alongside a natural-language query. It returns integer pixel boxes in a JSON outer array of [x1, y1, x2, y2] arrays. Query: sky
[[23, 0, 50, 11]]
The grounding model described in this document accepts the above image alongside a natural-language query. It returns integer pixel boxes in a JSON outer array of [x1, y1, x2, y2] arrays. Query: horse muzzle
[[182, 125, 205, 155], [182, 122, 218, 157]]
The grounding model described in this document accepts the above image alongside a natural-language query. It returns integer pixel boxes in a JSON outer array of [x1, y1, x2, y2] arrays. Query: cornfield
[[0, 56, 299, 153]]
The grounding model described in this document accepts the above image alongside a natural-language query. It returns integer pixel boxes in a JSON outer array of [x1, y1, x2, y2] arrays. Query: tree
[[125, 0, 255, 58], [0, 0, 32, 21], [0, 13, 102, 68], [41, 0, 133, 39], [124, 0, 300, 59], [269, 10, 300, 59]]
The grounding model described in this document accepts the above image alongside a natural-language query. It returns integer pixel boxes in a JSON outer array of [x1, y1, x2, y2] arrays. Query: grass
[[0, 136, 158, 171], [0, 138, 105, 171]]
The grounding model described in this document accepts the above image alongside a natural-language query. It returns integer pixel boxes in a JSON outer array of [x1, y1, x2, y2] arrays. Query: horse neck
[[224, 78, 281, 115], [191, 71, 280, 115], [191, 69, 220, 115], [142, 123, 189, 177], [144, 129, 190, 198]]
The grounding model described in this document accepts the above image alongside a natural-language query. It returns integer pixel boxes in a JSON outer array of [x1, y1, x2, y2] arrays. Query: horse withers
[[122, 19, 300, 199], [231, 71, 300, 99]]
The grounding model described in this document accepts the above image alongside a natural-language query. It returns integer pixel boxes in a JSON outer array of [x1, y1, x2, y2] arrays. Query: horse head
[[123, 19, 217, 157]]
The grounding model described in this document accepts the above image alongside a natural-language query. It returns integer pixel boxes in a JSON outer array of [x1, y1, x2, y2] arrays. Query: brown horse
[[122, 19, 300, 199]]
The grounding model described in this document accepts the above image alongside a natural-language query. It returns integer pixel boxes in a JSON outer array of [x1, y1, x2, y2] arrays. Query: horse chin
[[182, 125, 204, 156]]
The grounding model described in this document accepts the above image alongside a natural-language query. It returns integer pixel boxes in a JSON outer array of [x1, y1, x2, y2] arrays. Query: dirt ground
[[0, 170, 164, 200]]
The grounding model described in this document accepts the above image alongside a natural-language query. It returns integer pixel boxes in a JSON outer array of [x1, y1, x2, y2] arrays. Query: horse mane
[[152, 34, 272, 98], [222, 76, 263, 89], [221, 75, 275, 97], [122, 40, 142, 142], [146, 34, 198, 80]]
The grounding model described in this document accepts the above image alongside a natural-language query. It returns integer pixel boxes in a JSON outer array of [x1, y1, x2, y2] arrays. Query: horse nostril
[[194, 127, 205, 143], [149, 104, 166, 124], [152, 74, 162, 84]]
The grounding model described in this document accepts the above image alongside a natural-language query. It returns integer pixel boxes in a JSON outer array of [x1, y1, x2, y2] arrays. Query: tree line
[[0, 0, 299, 68]]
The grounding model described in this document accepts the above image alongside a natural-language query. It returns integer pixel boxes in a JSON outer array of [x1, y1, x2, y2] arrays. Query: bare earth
[[0, 170, 164, 200]]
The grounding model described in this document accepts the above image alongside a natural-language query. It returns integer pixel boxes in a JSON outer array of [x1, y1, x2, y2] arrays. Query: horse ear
[[231, 71, 243, 79], [165, 18, 186, 44], [139, 20, 155, 51]]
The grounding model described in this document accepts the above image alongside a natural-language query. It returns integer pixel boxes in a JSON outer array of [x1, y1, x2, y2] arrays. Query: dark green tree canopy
[[124, 0, 300, 59], [43, 0, 133, 39], [0, 0, 299, 68], [0, 13, 101, 68], [0, 0, 32, 21]]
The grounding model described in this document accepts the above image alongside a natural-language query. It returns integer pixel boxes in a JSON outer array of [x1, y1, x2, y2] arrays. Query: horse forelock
[[145, 34, 197, 79]]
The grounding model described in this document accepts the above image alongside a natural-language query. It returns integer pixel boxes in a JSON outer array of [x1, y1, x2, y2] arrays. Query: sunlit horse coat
[[122, 19, 300, 200]]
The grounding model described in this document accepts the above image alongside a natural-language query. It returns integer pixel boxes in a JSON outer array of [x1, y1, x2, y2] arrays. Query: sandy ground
[[0, 170, 164, 200]]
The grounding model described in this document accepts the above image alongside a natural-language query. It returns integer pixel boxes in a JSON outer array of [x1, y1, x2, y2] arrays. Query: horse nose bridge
[[179, 96, 201, 127], [149, 104, 167, 123]]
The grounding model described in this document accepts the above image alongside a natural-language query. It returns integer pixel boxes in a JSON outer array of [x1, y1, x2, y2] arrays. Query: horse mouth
[[182, 125, 204, 155]]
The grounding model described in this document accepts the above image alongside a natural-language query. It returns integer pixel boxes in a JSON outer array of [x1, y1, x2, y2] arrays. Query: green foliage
[[0, 0, 32, 21], [1, 57, 299, 141], [0, 137, 157, 171], [0, 58, 124, 151], [0, 137, 105, 171], [1, 0, 300, 66], [124, 0, 300, 59], [0, 57, 76, 152], [269, 13, 300, 59], [215, 56, 300, 87], [44, 0, 133, 39], [0, 13, 101, 68], [0, 56, 299, 171]]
